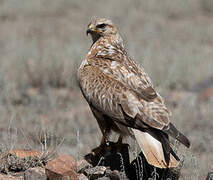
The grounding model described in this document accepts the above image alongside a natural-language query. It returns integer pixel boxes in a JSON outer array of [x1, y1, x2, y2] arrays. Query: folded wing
[[78, 59, 190, 168]]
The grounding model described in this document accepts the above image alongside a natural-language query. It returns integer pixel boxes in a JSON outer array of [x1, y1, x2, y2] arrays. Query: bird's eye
[[96, 23, 106, 29]]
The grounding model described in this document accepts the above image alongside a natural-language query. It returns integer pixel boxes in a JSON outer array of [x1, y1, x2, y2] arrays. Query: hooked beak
[[86, 23, 95, 36], [86, 28, 93, 35], [86, 23, 102, 36]]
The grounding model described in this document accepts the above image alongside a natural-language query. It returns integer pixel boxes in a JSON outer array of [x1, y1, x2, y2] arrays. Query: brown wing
[[78, 63, 182, 168], [93, 43, 158, 102], [78, 64, 170, 130]]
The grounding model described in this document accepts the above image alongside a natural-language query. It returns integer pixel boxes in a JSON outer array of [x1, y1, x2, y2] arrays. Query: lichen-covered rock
[[24, 167, 46, 180], [84, 166, 107, 179], [77, 159, 92, 173], [0, 174, 23, 180], [0, 153, 44, 174], [206, 172, 213, 180], [79, 173, 89, 180], [105, 169, 128, 180]]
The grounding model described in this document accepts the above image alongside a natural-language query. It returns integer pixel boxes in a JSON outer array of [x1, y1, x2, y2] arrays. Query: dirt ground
[[0, 0, 212, 179]]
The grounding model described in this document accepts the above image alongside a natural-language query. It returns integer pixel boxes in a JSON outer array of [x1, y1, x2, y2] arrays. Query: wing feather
[[78, 64, 170, 130], [94, 43, 158, 102], [132, 129, 179, 168]]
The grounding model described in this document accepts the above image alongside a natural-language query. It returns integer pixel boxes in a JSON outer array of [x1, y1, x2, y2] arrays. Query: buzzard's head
[[87, 18, 119, 43]]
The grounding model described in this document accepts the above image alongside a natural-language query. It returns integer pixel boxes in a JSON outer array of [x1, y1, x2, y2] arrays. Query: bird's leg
[[114, 135, 123, 152], [116, 135, 123, 145], [99, 133, 108, 147], [92, 131, 109, 156]]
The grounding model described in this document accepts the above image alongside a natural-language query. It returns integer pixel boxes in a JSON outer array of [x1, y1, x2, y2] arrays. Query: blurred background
[[0, 0, 212, 178]]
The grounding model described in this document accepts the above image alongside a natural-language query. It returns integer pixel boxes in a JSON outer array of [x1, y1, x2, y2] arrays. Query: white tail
[[132, 129, 179, 168]]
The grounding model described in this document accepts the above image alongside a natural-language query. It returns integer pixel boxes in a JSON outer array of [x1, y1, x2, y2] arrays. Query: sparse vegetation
[[0, 153, 44, 174], [0, 0, 212, 179], [0, 130, 64, 177]]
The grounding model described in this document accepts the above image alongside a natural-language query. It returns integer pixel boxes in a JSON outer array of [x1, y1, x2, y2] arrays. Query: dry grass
[[0, 129, 64, 175], [0, 0, 212, 179]]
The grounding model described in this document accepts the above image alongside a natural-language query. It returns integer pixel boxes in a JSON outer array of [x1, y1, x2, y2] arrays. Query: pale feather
[[132, 129, 179, 168]]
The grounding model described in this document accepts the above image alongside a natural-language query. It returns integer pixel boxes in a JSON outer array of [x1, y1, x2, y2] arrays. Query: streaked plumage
[[78, 18, 190, 168]]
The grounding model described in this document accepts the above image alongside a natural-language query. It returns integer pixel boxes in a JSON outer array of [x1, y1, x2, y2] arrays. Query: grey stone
[[84, 166, 107, 180], [24, 167, 46, 180]]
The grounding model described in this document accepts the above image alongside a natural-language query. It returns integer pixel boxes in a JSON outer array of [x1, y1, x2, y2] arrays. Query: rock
[[79, 173, 89, 180], [9, 149, 41, 158], [96, 169, 127, 180], [198, 87, 213, 102], [190, 76, 213, 92], [45, 154, 78, 180], [0, 153, 43, 173], [84, 166, 107, 180], [0, 174, 23, 180], [105, 169, 128, 180], [77, 159, 92, 173], [206, 172, 213, 180], [97, 177, 110, 180], [82, 166, 127, 180], [24, 167, 46, 180]]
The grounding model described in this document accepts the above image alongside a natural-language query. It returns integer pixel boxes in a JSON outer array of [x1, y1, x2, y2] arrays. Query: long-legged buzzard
[[78, 18, 190, 168]]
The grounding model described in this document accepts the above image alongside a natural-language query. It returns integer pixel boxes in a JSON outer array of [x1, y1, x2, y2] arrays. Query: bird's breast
[[79, 59, 89, 69]]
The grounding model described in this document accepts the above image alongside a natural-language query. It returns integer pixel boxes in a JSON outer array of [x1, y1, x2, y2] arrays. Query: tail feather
[[132, 128, 179, 168], [164, 123, 190, 148]]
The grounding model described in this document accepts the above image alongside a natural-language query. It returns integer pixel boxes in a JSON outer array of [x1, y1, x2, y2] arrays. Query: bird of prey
[[77, 18, 190, 168]]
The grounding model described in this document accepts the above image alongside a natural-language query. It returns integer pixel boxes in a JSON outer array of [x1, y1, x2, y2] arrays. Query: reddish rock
[[206, 172, 213, 180], [198, 87, 213, 101], [45, 154, 78, 180], [0, 174, 23, 180], [24, 167, 46, 180], [9, 149, 41, 158]]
